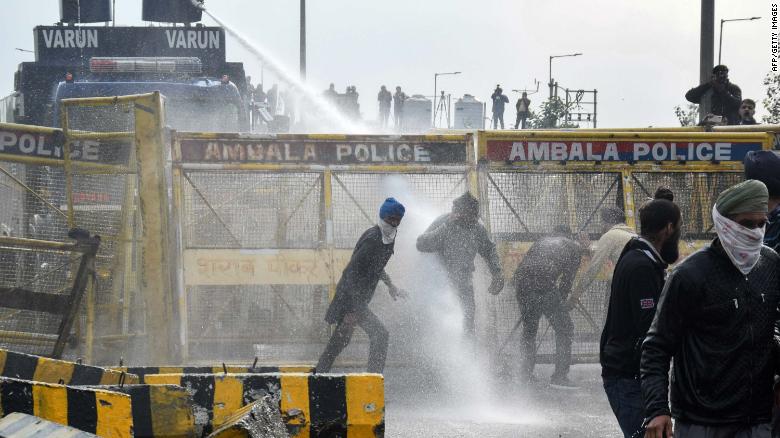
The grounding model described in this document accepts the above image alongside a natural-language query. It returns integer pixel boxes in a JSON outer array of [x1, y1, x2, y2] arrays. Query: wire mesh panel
[[0, 245, 81, 355], [331, 172, 468, 248], [486, 172, 622, 238], [186, 284, 330, 361], [485, 171, 623, 362], [631, 172, 742, 239], [182, 171, 322, 249], [180, 170, 326, 361]]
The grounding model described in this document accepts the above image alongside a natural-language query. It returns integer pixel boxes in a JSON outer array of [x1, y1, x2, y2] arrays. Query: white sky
[[0, 0, 774, 127]]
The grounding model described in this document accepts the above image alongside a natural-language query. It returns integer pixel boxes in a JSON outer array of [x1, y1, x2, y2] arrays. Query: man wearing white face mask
[[642, 180, 780, 438], [316, 197, 407, 374]]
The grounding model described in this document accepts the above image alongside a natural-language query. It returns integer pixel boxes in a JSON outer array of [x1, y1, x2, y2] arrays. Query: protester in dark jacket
[[417, 192, 504, 339], [685, 64, 742, 125], [316, 198, 406, 374], [642, 180, 780, 438], [600, 188, 681, 438], [514, 225, 585, 387], [745, 150, 780, 252]]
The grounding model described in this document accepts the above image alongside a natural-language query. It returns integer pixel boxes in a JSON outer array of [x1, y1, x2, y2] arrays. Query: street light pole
[[432, 71, 461, 128], [548, 53, 582, 98], [718, 16, 761, 64], [300, 0, 306, 81]]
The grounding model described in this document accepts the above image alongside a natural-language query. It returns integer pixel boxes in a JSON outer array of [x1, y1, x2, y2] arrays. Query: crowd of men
[[315, 148, 780, 438]]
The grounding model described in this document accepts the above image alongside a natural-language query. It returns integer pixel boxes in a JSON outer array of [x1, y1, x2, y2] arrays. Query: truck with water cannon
[[0, 0, 254, 133]]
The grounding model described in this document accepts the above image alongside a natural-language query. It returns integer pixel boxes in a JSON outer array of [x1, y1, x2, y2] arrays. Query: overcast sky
[[0, 0, 774, 127]]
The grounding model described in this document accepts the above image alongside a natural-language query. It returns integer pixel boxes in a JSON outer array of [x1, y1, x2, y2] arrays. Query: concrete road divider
[[0, 349, 139, 385], [0, 412, 100, 437], [111, 365, 314, 384], [143, 372, 384, 438], [89, 384, 197, 438], [0, 377, 133, 437]]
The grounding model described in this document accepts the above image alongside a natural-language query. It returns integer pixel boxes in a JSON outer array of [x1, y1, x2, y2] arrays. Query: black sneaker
[[549, 375, 578, 390]]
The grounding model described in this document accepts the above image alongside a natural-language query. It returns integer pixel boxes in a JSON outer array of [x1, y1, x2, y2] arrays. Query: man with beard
[[642, 180, 780, 438], [416, 192, 504, 340], [316, 198, 407, 374], [513, 225, 586, 388], [600, 188, 681, 438]]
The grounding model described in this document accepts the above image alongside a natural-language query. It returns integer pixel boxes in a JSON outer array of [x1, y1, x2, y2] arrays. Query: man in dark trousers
[[377, 85, 392, 128], [513, 225, 585, 388], [642, 180, 780, 438], [416, 192, 504, 339], [393, 86, 407, 130], [316, 198, 406, 374], [514, 92, 531, 129], [685, 64, 742, 125], [491, 85, 510, 129], [600, 188, 681, 438]]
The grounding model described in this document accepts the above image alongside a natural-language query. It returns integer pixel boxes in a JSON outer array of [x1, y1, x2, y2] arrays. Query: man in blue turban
[[316, 197, 406, 374]]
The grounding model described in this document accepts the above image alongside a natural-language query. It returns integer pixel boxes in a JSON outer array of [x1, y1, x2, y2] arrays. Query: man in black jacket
[[685, 64, 742, 125], [600, 189, 681, 438], [316, 198, 406, 374], [642, 180, 780, 438], [417, 192, 504, 340], [513, 225, 585, 388]]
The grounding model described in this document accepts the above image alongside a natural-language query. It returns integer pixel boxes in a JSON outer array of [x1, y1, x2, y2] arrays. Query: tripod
[[434, 91, 450, 128]]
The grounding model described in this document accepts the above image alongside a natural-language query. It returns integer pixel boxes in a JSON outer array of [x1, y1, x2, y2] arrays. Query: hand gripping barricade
[[474, 129, 774, 364]]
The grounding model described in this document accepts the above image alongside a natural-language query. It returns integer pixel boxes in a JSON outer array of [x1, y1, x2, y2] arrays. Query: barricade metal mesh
[[631, 172, 742, 238], [181, 171, 322, 249], [0, 245, 79, 355], [331, 172, 468, 248], [0, 99, 139, 362], [180, 169, 326, 360]]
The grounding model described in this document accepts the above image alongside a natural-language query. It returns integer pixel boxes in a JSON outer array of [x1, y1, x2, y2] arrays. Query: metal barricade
[[475, 130, 773, 363], [171, 133, 470, 363]]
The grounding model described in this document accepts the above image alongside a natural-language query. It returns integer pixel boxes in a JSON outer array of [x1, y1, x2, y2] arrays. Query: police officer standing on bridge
[[316, 198, 407, 374]]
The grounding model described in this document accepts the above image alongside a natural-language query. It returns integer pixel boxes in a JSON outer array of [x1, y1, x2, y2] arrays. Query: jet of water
[[198, 5, 369, 134]]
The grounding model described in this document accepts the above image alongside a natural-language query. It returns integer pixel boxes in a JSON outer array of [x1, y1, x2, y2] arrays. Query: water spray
[[196, 1, 368, 133]]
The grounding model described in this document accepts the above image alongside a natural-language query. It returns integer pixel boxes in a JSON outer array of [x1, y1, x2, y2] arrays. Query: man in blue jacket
[[316, 198, 406, 374]]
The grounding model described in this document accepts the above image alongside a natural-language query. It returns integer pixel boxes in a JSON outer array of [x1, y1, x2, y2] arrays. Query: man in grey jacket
[[416, 192, 505, 338]]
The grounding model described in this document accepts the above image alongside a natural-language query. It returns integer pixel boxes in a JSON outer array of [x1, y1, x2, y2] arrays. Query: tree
[[526, 97, 579, 129], [673, 103, 699, 126], [762, 71, 780, 124]]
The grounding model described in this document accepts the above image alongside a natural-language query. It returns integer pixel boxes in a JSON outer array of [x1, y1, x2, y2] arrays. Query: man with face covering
[[416, 192, 504, 339], [642, 180, 780, 438], [316, 198, 407, 374], [600, 188, 681, 438]]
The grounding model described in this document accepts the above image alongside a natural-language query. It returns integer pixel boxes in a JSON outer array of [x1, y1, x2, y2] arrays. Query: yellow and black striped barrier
[[0, 349, 139, 385], [206, 399, 286, 438], [111, 365, 314, 384], [0, 376, 134, 437], [143, 372, 385, 438], [93, 384, 197, 438]]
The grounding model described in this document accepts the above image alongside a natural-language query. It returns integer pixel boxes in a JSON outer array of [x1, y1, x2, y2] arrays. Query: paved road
[[383, 363, 622, 437]]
